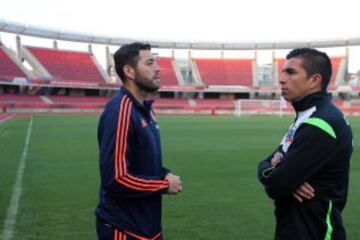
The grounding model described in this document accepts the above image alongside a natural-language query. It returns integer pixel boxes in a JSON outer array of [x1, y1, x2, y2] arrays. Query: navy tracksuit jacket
[[96, 87, 170, 239]]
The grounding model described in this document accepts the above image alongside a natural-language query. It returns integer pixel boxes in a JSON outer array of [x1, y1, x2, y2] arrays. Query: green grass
[[0, 115, 359, 239]]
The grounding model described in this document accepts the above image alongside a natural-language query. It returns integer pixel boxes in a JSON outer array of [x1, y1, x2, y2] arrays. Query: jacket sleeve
[[162, 167, 171, 177], [257, 147, 282, 184], [261, 123, 337, 200], [98, 102, 169, 198]]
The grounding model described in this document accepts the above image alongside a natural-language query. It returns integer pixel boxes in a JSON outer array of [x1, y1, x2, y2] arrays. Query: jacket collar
[[120, 86, 154, 112], [291, 90, 329, 112]]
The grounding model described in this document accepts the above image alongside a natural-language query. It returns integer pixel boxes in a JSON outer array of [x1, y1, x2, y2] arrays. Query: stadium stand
[[193, 58, 254, 86], [0, 33, 357, 115], [0, 94, 44, 104], [0, 46, 30, 81], [105, 53, 182, 87], [156, 57, 180, 86], [274, 58, 286, 85], [152, 98, 190, 110], [24, 46, 109, 85], [329, 57, 345, 89], [0, 113, 15, 120], [47, 95, 108, 107], [2, 20, 360, 115], [106, 53, 122, 85], [194, 99, 235, 110], [0, 94, 48, 109], [0, 94, 110, 110], [331, 99, 360, 114]]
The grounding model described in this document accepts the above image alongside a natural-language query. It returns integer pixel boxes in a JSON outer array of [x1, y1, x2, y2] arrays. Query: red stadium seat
[[156, 57, 179, 86], [194, 58, 254, 86], [26, 46, 107, 84], [0, 46, 28, 80]]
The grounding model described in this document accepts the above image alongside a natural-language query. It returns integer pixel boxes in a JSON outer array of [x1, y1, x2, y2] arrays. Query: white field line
[[0, 117, 33, 240]]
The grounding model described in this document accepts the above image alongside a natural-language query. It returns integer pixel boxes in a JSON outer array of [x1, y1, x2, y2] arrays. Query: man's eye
[[284, 69, 294, 74]]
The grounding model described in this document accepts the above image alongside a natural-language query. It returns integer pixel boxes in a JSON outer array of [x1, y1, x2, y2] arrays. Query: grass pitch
[[0, 115, 359, 239]]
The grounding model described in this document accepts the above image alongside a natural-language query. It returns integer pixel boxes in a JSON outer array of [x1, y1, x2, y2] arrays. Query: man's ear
[[123, 65, 135, 80], [310, 74, 322, 89]]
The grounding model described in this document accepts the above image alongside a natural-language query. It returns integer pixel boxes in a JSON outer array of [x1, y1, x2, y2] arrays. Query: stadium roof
[[2, 18, 360, 50]]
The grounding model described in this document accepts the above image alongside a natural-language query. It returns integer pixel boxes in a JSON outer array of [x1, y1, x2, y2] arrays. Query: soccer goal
[[234, 98, 288, 116]]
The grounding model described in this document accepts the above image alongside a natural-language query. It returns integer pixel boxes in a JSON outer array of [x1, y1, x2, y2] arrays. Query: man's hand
[[293, 182, 315, 202], [166, 173, 182, 194], [271, 151, 283, 167]]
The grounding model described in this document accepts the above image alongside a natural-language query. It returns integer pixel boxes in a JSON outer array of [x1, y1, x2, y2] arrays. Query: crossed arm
[[270, 151, 314, 202], [258, 124, 337, 201]]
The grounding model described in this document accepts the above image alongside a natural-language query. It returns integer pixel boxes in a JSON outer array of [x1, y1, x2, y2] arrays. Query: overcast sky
[[1, 0, 360, 72], [1, 0, 359, 42]]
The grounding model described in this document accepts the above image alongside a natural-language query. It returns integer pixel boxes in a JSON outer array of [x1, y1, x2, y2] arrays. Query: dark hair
[[286, 48, 332, 90], [114, 42, 151, 82]]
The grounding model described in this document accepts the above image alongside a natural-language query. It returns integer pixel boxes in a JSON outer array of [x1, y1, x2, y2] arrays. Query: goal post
[[234, 97, 288, 116]]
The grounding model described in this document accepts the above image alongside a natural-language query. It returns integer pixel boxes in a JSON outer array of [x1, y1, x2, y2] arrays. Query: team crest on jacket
[[285, 127, 296, 143]]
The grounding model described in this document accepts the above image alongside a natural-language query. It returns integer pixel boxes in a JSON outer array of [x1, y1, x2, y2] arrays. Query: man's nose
[[279, 72, 286, 84], [154, 62, 160, 72]]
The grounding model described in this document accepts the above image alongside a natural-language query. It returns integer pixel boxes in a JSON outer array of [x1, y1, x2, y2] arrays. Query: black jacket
[[258, 91, 353, 240]]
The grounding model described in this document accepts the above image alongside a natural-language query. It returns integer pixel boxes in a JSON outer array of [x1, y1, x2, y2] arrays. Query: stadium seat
[[0, 46, 28, 80], [156, 57, 180, 86], [151, 98, 190, 110], [194, 58, 254, 86], [26, 46, 107, 85]]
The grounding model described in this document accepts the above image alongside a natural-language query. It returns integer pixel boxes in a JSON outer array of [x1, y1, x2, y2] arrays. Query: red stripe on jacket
[[114, 96, 168, 191]]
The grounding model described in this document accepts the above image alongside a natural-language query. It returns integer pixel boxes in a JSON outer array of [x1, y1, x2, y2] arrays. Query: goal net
[[234, 98, 288, 116]]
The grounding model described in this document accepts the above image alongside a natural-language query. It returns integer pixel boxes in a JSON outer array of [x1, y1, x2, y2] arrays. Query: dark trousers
[[96, 217, 163, 240], [96, 217, 131, 240]]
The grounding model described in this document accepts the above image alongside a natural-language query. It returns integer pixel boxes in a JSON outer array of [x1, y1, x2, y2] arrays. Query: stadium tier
[[151, 98, 190, 109], [2, 92, 360, 116], [156, 57, 180, 86], [0, 46, 28, 81], [47, 95, 108, 104], [0, 94, 107, 110], [0, 93, 48, 109], [47, 95, 108, 108], [25, 46, 108, 85], [0, 94, 44, 103], [0, 39, 358, 115], [194, 58, 254, 86]]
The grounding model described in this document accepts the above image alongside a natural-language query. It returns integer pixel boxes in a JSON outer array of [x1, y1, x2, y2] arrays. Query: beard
[[134, 71, 160, 93], [134, 79, 159, 92]]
